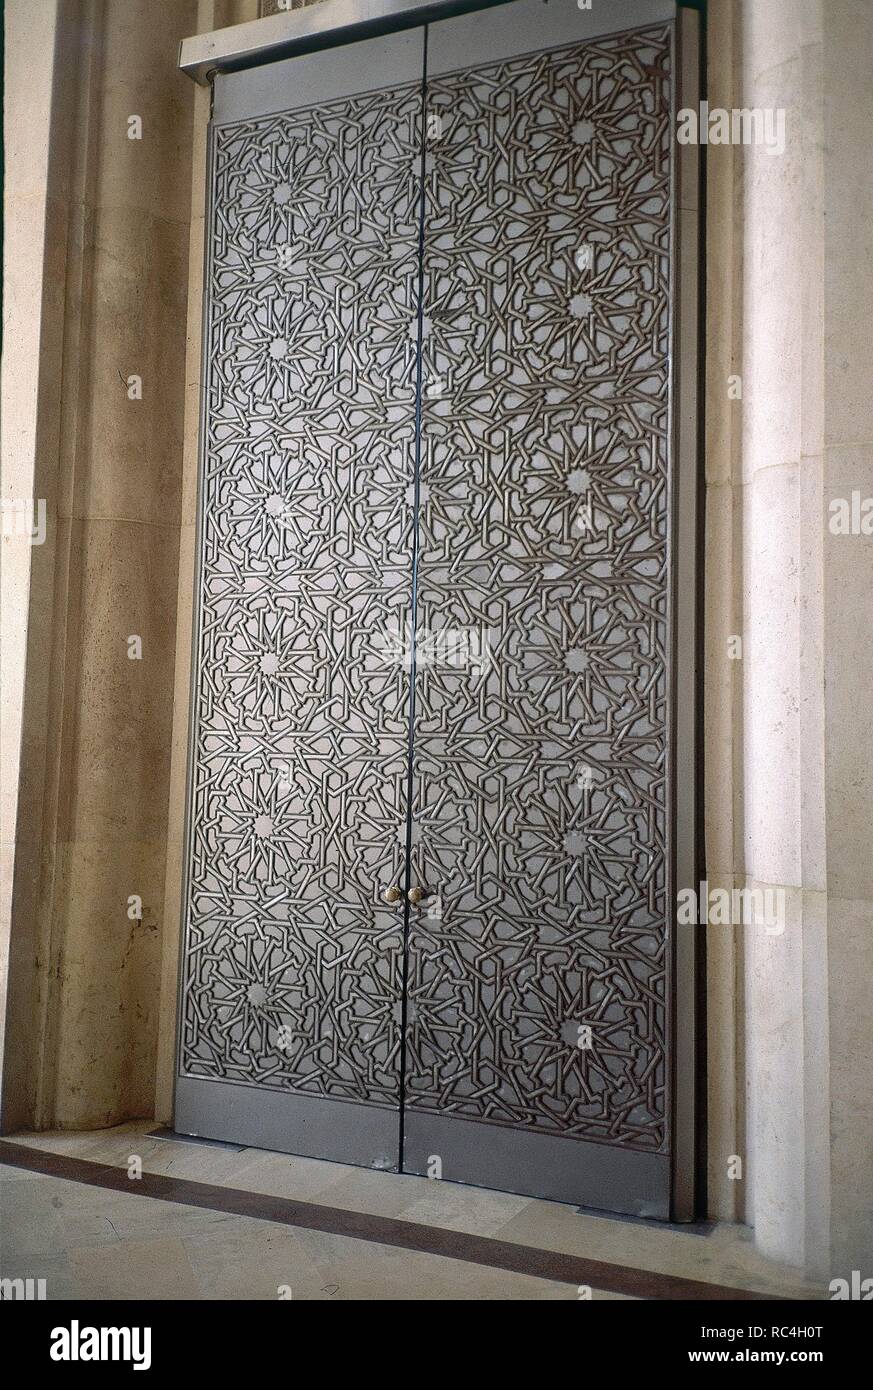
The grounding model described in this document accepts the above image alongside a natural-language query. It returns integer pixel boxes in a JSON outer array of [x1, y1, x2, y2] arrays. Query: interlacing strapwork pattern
[[179, 82, 422, 1104], [406, 28, 672, 1149], [180, 24, 673, 1155]]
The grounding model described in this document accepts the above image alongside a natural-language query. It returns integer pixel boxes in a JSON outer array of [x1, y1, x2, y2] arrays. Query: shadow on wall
[[1, 0, 200, 1134]]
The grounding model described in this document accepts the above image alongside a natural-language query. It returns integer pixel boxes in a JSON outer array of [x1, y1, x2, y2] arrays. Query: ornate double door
[[175, 0, 698, 1219]]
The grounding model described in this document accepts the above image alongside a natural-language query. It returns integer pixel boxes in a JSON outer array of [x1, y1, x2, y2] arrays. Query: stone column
[[0, 0, 66, 1128], [706, 0, 873, 1277], [819, 0, 873, 1277], [1, 0, 198, 1131]]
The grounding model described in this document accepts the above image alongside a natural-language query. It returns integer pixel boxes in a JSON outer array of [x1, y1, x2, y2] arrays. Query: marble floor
[[0, 1122, 826, 1301]]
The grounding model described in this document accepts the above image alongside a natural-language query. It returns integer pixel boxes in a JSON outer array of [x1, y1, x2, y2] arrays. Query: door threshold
[[575, 1204, 715, 1237], [148, 1125, 246, 1153]]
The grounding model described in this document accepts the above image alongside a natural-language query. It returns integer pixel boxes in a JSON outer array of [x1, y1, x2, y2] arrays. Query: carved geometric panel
[[179, 21, 675, 1161], [179, 80, 423, 1107], [406, 27, 672, 1149]]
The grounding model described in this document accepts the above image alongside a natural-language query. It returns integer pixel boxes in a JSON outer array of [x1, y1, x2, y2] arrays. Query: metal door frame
[[175, 0, 704, 1221]]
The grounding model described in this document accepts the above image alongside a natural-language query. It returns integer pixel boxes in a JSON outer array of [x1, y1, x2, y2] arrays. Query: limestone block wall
[[1, 0, 199, 1130], [705, 0, 873, 1277], [0, 0, 66, 1133]]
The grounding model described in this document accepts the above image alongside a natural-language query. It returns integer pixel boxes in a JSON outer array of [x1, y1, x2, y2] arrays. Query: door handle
[[407, 886, 427, 905], [383, 885, 402, 904]]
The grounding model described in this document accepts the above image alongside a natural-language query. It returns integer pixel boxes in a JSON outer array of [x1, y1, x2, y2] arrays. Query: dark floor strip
[[0, 1138, 786, 1301]]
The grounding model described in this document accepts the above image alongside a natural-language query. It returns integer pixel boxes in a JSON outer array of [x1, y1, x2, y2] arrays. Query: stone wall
[[0, 0, 200, 1130], [705, 0, 873, 1276]]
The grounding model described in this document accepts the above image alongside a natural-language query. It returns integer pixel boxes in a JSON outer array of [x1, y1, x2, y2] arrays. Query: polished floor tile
[[1, 1167, 597, 1301], [1, 1123, 826, 1301]]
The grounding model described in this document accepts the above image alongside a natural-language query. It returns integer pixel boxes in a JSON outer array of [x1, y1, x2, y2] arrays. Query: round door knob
[[407, 886, 426, 905], [383, 885, 402, 904]]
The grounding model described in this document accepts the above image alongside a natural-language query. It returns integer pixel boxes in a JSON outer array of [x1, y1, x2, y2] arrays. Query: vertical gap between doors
[[397, 23, 430, 1176]]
